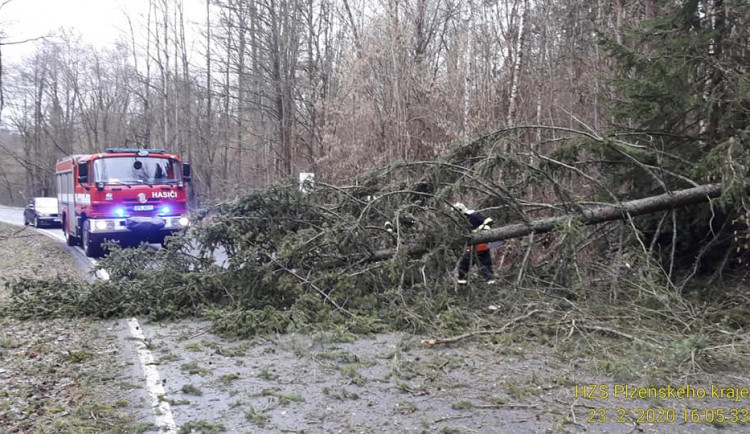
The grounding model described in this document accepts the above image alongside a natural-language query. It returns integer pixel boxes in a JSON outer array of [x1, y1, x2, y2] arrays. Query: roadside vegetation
[[0, 223, 151, 433]]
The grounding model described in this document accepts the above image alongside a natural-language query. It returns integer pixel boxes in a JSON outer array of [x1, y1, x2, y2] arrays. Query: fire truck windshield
[[93, 157, 181, 185]]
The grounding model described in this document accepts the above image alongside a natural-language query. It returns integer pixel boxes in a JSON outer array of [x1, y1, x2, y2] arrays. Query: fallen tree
[[4, 126, 749, 343], [365, 182, 732, 262], [472, 182, 728, 243]]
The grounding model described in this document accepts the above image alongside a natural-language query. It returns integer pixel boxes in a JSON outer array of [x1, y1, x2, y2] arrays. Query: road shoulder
[[0, 222, 151, 432]]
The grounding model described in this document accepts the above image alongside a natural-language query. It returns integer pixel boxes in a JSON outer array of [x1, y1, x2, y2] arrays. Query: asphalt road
[[0, 205, 25, 226]]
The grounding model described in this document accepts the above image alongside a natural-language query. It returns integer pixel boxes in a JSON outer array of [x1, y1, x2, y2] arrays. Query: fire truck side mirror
[[182, 163, 191, 182], [77, 162, 89, 184]]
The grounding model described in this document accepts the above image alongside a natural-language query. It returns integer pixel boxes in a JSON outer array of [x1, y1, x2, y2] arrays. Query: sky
[[1, 0, 204, 63]]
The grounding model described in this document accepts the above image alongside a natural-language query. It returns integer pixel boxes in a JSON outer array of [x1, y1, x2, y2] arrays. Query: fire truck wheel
[[82, 220, 103, 258]]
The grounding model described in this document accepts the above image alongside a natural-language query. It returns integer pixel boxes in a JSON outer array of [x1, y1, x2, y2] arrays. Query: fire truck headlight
[[160, 206, 171, 215], [114, 207, 126, 218], [178, 217, 190, 227], [94, 220, 109, 231]]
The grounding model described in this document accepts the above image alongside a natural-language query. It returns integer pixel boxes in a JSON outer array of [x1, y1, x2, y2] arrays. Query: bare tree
[[505, 0, 527, 128], [0, 0, 695, 211]]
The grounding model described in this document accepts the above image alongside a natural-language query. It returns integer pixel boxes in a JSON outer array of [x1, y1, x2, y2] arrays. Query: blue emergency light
[[105, 148, 167, 154]]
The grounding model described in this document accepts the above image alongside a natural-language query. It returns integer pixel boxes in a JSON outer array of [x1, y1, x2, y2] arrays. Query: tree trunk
[[204, 0, 213, 195], [161, 0, 170, 148], [363, 183, 730, 263], [235, 0, 247, 186], [0, 39, 4, 118], [506, 0, 527, 128]]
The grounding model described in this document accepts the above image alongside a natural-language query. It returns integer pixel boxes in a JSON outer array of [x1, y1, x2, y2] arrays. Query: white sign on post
[[299, 172, 315, 193]]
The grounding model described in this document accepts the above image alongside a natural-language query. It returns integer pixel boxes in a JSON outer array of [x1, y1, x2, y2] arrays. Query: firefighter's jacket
[[466, 211, 493, 252]]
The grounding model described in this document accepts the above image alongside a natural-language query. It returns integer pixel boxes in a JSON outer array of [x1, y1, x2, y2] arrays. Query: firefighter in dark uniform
[[453, 203, 495, 284]]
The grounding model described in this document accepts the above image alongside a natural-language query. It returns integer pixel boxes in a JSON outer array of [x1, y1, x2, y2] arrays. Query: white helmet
[[453, 202, 471, 214]]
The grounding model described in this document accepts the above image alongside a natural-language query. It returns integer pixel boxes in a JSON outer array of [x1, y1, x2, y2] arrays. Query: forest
[[1, 0, 750, 373], [1, 0, 719, 203]]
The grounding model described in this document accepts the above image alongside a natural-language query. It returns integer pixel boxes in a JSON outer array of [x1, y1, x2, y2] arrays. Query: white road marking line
[[126, 318, 177, 433], [1, 215, 176, 430], [29, 224, 170, 430]]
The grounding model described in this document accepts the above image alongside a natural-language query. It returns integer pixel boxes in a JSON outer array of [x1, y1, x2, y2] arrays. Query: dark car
[[24, 197, 61, 228]]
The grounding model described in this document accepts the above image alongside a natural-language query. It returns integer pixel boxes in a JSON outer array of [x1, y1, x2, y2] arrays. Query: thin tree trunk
[[341, 0, 362, 58], [235, 0, 246, 186], [222, 29, 231, 182], [614, 0, 623, 45], [161, 0, 170, 148], [0, 40, 4, 118], [204, 0, 212, 195], [461, 0, 473, 137], [505, 0, 527, 129]]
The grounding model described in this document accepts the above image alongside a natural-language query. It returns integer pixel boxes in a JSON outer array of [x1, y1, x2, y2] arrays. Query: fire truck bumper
[[86, 216, 189, 241]]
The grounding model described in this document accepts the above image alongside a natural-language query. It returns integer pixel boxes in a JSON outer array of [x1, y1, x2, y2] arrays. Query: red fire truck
[[55, 148, 191, 257]]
